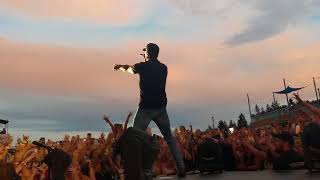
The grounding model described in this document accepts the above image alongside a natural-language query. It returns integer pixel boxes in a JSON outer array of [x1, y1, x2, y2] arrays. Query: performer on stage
[[113, 43, 186, 177]]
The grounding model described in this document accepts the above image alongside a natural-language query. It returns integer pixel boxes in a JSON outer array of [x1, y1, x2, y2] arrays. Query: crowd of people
[[0, 93, 320, 180]]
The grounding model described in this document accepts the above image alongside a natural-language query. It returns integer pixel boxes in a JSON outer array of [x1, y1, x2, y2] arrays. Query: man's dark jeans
[[133, 107, 186, 171]]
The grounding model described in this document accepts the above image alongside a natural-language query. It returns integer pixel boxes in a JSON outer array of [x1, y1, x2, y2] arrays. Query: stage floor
[[155, 170, 320, 180]]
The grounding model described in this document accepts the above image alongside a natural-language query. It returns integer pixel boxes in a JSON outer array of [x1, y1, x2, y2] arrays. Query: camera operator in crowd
[[113, 127, 160, 180]]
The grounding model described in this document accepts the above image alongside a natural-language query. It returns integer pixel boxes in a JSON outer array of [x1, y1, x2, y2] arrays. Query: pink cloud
[[0, 39, 137, 98], [0, 0, 150, 25], [0, 33, 319, 110]]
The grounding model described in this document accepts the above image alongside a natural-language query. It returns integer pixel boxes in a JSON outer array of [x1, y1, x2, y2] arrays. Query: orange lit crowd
[[1, 93, 320, 180]]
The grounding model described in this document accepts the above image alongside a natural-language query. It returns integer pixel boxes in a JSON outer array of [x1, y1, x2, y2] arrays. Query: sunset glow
[[0, 0, 319, 138]]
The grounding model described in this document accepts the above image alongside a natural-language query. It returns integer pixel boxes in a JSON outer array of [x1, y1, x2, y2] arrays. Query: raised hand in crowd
[[64, 134, 70, 142], [14, 141, 33, 163], [124, 112, 133, 130], [103, 114, 115, 134], [15, 148, 38, 176], [293, 93, 320, 121], [0, 143, 8, 162], [98, 132, 106, 144]]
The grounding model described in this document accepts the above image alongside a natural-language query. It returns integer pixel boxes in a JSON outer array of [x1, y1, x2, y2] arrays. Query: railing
[[252, 101, 320, 123]]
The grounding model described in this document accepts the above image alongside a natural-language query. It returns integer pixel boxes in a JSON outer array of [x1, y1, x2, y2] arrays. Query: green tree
[[229, 120, 236, 128], [237, 113, 248, 128], [218, 120, 227, 131], [255, 105, 260, 114], [271, 100, 280, 109], [266, 104, 271, 112]]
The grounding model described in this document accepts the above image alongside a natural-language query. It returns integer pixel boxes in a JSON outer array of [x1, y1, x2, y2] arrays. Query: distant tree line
[[216, 113, 248, 131], [254, 100, 281, 115]]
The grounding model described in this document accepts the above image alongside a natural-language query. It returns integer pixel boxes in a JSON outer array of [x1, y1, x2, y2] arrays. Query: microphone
[[140, 54, 146, 62], [32, 141, 53, 151]]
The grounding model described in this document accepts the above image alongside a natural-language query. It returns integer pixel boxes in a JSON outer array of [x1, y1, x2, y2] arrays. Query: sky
[[0, 0, 320, 139]]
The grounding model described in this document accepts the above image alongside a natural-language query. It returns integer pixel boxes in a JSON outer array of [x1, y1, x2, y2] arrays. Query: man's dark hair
[[43, 149, 72, 180], [143, 43, 159, 59]]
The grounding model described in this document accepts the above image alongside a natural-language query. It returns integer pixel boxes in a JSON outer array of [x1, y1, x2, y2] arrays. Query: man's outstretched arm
[[113, 64, 134, 74]]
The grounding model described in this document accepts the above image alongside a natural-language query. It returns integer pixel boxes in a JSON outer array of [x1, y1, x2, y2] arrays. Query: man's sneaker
[[177, 168, 186, 178]]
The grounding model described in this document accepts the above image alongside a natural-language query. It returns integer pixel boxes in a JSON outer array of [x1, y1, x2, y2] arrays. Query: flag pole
[[283, 78, 289, 107], [211, 114, 215, 129], [273, 92, 276, 105], [247, 93, 252, 124], [313, 77, 319, 101]]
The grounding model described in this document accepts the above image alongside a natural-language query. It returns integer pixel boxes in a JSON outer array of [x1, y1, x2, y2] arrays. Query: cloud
[[166, 0, 318, 46], [0, 90, 133, 132], [161, 0, 253, 40], [226, 0, 315, 45], [0, 39, 142, 99], [1, 33, 320, 133], [166, 0, 241, 16], [0, 0, 154, 25], [1, 0, 317, 48]]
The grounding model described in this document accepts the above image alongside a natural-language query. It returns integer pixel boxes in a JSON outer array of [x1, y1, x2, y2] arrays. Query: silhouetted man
[[113, 43, 186, 177]]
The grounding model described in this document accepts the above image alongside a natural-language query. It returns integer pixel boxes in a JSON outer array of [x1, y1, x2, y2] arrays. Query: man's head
[[43, 149, 72, 180], [143, 43, 159, 60], [39, 137, 45, 144], [179, 126, 186, 133], [87, 133, 92, 139]]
